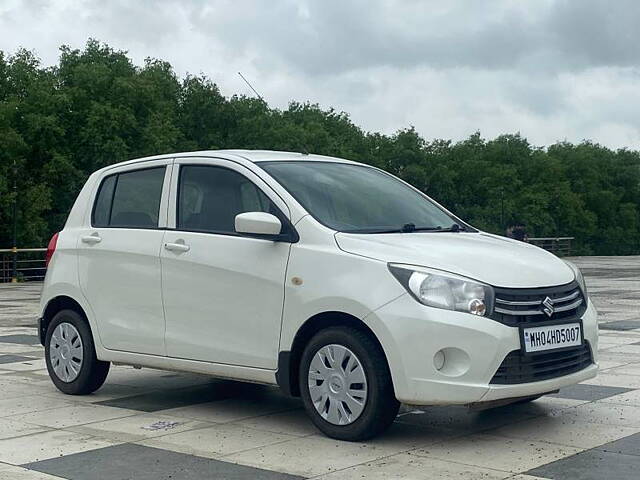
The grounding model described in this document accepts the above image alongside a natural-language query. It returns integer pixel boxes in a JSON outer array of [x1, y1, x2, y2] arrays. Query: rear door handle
[[81, 233, 101, 244], [164, 241, 190, 253]]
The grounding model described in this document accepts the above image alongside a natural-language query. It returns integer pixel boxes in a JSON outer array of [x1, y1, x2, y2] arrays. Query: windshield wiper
[[343, 223, 467, 234], [343, 224, 446, 234], [434, 223, 466, 232], [401, 223, 449, 232], [402, 223, 470, 233]]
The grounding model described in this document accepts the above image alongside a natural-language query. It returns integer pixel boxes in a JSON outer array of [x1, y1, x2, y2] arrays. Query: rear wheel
[[299, 327, 399, 441], [45, 309, 110, 395]]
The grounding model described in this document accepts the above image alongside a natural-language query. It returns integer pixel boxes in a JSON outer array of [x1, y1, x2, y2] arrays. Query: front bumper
[[366, 293, 599, 406]]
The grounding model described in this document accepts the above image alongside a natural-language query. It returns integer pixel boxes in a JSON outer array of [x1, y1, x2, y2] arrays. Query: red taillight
[[45, 232, 59, 267]]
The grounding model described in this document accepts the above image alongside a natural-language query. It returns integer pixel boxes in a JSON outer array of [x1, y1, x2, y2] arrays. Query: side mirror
[[235, 212, 282, 237]]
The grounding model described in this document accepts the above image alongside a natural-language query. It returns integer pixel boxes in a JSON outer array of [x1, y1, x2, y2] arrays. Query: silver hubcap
[[49, 322, 83, 382], [308, 344, 368, 425]]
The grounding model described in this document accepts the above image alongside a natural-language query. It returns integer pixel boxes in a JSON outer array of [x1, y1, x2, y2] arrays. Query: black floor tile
[[600, 321, 640, 331], [527, 449, 640, 480], [24, 443, 302, 480], [0, 354, 36, 364], [549, 383, 633, 401], [94, 381, 255, 412], [596, 432, 640, 457], [0, 334, 40, 345]]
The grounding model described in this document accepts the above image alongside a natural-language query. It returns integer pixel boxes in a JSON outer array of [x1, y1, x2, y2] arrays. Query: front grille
[[490, 343, 593, 385], [490, 281, 586, 327]]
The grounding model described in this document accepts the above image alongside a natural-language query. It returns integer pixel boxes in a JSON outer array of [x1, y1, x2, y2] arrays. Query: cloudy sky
[[1, 0, 639, 149]]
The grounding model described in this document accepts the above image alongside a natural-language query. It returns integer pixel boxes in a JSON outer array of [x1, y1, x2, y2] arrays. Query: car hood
[[334, 231, 575, 288]]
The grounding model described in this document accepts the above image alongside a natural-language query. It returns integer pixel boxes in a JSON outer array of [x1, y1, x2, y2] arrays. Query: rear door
[[78, 159, 172, 355]]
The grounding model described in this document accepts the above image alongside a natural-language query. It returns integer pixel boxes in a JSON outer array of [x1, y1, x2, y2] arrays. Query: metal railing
[[0, 236, 575, 282], [0, 248, 47, 283], [528, 237, 574, 257]]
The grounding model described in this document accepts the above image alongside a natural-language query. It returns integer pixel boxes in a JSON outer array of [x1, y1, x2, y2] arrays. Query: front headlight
[[388, 264, 495, 316], [563, 260, 588, 297]]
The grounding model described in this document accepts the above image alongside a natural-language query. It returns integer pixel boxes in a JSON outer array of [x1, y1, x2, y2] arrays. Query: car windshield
[[259, 161, 464, 233]]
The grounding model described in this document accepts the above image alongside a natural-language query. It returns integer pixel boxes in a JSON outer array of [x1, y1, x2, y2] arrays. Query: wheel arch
[[276, 311, 391, 397], [40, 295, 89, 345]]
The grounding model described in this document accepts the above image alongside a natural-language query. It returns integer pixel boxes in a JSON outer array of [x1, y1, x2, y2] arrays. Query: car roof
[[101, 149, 361, 172]]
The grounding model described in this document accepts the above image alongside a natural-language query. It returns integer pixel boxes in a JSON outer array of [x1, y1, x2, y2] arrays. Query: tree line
[[1, 40, 639, 255]]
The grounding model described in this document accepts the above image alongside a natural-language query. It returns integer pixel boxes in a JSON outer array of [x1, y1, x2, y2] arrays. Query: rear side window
[[177, 165, 276, 234], [92, 167, 165, 229], [92, 175, 116, 227]]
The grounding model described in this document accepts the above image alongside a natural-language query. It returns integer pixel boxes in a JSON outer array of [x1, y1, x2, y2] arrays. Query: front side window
[[259, 161, 463, 233], [92, 167, 165, 228], [177, 165, 277, 234]]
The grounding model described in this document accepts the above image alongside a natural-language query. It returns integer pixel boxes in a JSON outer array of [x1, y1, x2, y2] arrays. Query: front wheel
[[45, 309, 110, 395], [299, 327, 399, 441]]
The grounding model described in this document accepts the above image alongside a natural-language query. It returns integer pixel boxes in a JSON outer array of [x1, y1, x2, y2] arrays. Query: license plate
[[522, 323, 582, 353]]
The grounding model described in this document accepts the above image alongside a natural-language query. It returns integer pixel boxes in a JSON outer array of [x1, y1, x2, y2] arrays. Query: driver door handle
[[164, 241, 190, 253]]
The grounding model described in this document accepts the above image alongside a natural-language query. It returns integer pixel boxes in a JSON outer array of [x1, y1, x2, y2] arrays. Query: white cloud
[[1, 0, 639, 149]]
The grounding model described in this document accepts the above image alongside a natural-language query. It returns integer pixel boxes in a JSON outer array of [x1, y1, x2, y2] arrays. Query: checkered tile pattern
[[0, 256, 639, 479]]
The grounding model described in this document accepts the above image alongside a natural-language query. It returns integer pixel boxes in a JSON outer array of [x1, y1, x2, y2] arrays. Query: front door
[[77, 160, 171, 355], [161, 159, 292, 369]]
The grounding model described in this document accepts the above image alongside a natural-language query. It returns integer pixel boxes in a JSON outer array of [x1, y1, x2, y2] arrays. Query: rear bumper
[[367, 294, 599, 406]]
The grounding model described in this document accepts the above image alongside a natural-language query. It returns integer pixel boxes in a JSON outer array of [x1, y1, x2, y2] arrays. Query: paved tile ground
[[0, 256, 638, 479]]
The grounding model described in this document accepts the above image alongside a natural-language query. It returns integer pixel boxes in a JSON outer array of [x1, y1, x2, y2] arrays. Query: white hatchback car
[[40, 150, 598, 440]]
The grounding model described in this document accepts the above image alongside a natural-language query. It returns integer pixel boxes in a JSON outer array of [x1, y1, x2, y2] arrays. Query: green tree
[[0, 40, 638, 255]]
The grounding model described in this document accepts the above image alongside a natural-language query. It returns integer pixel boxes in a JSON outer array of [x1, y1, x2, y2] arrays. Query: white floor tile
[[509, 476, 557, 480], [41, 384, 151, 403], [224, 426, 453, 477], [487, 414, 640, 449], [233, 409, 318, 436], [582, 373, 640, 389], [602, 362, 640, 376], [0, 382, 52, 400], [0, 344, 45, 354], [9, 404, 139, 429], [0, 359, 47, 372], [0, 430, 115, 465], [316, 452, 511, 480], [598, 360, 632, 370], [67, 412, 210, 443], [0, 418, 48, 440], [598, 335, 640, 346], [0, 394, 76, 417], [0, 464, 65, 479], [550, 402, 640, 427], [597, 389, 640, 407], [604, 344, 640, 355], [138, 423, 296, 457], [410, 433, 582, 473]]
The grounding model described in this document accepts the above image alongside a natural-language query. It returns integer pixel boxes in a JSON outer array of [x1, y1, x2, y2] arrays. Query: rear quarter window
[[92, 175, 116, 227], [92, 167, 165, 229]]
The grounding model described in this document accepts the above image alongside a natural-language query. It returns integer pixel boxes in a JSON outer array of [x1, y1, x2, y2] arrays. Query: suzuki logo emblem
[[542, 296, 554, 317]]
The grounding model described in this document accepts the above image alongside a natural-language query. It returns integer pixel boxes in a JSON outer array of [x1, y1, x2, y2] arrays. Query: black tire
[[44, 309, 110, 395], [299, 327, 400, 441]]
